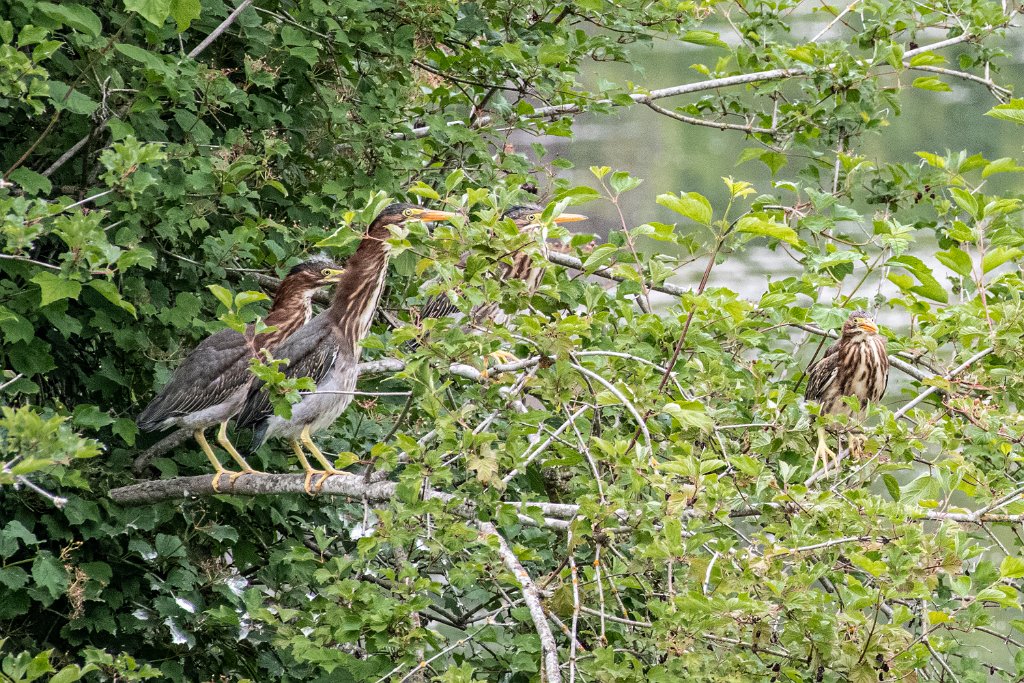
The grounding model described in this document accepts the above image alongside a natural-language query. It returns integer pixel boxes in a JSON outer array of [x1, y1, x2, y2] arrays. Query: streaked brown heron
[[137, 258, 346, 490], [416, 204, 587, 360], [803, 310, 889, 477], [235, 204, 457, 493]]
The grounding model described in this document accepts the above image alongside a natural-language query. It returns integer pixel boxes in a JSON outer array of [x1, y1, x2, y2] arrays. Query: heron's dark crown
[[286, 257, 341, 278]]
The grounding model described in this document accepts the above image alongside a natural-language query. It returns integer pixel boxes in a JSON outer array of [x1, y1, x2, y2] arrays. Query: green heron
[[416, 204, 587, 360], [235, 204, 457, 493], [137, 258, 346, 490], [803, 310, 889, 477]]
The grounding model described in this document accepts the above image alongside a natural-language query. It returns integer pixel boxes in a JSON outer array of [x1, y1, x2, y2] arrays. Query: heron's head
[[502, 204, 588, 232], [372, 203, 458, 233], [286, 257, 346, 287], [841, 310, 879, 339]]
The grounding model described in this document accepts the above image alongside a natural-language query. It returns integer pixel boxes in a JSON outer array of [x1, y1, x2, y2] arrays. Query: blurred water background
[[523, 27, 1024, 307]]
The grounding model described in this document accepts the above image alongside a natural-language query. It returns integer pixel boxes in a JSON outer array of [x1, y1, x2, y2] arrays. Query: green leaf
[[8, 167, 51, 196], [169, 0, 200, 31], [982, 246, 1022, 273], [31, 552, 68, 600], [661, 401, 714, 432], [656, 192, 712, 225], [908, 52, 946, 67], [982, 157, 1024, 178], [882, 474, 901, 502], [46, 81, 99, 116], [73, 404, 114, 430], [681, 30, 728, 48], [123, 0, 171, 27], [207, 284, 234, 310], [935, 247, 972, 277], [736, 215, 801, 246], [610, 171, 642, 194], [911, 76, 951, 92], [1000, 556, 1024, 579], [88, 280, 137, 317], [31, 272, 82, 307], [985, 99, 1024, 125], [36, 3, 102, 37]]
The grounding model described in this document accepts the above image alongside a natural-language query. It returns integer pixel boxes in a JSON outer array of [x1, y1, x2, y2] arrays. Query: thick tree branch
[[478, 521, 562, 683], [108, 472, 569, 529]]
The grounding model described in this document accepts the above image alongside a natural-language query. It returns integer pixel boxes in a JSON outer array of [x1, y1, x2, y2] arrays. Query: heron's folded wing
[[137, 329, 252, 429], [235, 327, 339, 429]]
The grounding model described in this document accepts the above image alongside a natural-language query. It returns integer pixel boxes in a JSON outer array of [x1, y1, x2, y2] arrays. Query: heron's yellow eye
[[321, 269, 331, 277], [403, 208, 415, 217], [528, 214, 540, 222]]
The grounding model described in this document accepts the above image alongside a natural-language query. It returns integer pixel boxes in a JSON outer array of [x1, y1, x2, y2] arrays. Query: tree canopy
[[3, 0, 1024, 680]]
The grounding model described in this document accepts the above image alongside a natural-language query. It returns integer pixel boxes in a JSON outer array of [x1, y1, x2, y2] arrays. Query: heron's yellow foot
[[226, 466, 265, 485], [810, 427, 835, 482], [481, 350, 518, 377], [290, 438, 325, 495], [302, 468, 326, 495], [849, 433, 866, 460]]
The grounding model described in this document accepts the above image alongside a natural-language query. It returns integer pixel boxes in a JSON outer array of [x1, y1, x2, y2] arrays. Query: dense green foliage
[[3, 0, 1024, 680]]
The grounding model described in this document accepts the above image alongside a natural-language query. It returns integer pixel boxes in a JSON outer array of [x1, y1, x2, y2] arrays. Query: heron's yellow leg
[[194, 429, 227, 492], [810, 425, 836, 482], [300, 426, 343, 492], [290, 439, 322, 495], [481, 350, 518, 378], [217, 422, 262, 483]]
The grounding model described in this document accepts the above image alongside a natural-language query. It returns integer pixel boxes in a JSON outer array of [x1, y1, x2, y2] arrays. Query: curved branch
[[478, 521, 562, 683]]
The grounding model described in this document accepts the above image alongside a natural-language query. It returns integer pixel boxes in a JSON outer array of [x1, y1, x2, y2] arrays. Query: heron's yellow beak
[[553, 213, 588, 224], [321, 268, 346, 283], [856, 318, 878, 334], [409, 209, 458, 222]]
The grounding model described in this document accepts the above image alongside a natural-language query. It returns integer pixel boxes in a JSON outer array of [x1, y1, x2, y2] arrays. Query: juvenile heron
[[236, 204, 457, 493], [804, 310, 889, 477], [137, 258, 345, 490], [416, 204, 586, 359]]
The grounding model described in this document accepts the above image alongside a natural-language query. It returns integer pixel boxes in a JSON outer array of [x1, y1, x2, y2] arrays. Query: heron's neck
[[328, 233, 391, 348], [252, 279, 315, 348]]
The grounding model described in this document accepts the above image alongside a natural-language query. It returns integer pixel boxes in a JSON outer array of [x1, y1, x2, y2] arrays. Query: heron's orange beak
[[320, 268, 346, 283], [553, 213, 588, 224], [856, 318, 878, 334], [410, 209, 458, 222]]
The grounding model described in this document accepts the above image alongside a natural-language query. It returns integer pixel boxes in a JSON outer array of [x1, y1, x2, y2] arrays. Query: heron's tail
[[136, 398, 168, 433]]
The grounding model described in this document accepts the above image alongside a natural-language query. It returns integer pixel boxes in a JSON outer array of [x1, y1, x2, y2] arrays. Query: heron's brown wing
[[419, 292, 461, 322], [137, 329, 254, 430], [235, 319, 339, 429], [804, 340, 842, 403]]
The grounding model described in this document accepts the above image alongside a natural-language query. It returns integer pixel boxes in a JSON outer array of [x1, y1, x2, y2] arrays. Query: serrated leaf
[[681, 30, 728, 48], [737, 215, 800, 246], [1001, 556, 1024, 579], [982, 246, 1022, 273], [986, 99, 1024, 125], [8, 167, 52, 196], [36, 3, 102, 37], [169, 0, 199, 30], [31, 272, 81, 307], [662, 401, 714, 432], [982, 157, 1024, 178], [207, 284, 234, 310], [656, 192, 712, 225], [882, 474, 901, 501], [935, 247, 972, 277], [88, 280, 137, 317], [911, 76, 951, 92], [124, 0, 172, 27]]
